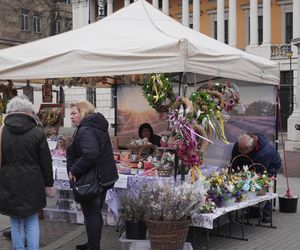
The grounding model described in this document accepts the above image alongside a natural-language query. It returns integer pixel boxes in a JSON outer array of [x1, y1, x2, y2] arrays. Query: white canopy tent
[[0, 0, 279, 85]]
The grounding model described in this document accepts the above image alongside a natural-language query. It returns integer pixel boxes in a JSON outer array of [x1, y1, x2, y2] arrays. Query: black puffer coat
[[66, 113, 118, 189], [0, 113, 53, 217]]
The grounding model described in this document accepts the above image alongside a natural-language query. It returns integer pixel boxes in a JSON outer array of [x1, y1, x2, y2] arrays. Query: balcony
[[271, 44, 291, 59]]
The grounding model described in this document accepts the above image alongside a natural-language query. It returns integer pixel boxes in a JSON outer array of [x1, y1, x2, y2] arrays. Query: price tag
[[114, 174, 128, 189]]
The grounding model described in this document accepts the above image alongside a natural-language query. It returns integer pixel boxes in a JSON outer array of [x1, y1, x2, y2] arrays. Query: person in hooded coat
[[0, 95, 54, 250], [67, 100, 118, 250], [138, 123, 161, 147]]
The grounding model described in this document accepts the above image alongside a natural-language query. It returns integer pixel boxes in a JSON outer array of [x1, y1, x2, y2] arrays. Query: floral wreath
[[143, 74, 175, 113], [208, 82, 240, 112]]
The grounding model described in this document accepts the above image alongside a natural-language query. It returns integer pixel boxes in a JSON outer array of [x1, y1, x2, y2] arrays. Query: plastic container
[[126, 221, 147, 240], [43, 208, 69, 222], [119, 232, 193, 250], [279, 195, 298, 213], [68, 211, 84, 224]]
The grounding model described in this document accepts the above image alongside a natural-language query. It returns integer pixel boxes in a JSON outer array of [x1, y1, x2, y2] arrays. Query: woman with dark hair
[[138, 123, 161, 147]]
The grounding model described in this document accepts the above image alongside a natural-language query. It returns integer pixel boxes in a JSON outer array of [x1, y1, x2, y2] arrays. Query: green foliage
[[143, 74, 175, 112], [245, 101, 275, 116]]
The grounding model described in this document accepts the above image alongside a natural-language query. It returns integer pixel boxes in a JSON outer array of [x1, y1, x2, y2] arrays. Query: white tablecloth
[[191, 192, 278, 229]]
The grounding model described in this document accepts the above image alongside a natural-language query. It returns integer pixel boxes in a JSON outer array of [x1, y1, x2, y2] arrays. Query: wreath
[[189, 90, 221, 123], [208, 82, 240, 112], [143, 74, 175, 113]]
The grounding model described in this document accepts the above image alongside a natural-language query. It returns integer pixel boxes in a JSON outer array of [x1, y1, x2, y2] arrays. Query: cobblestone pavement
[[0, 174, 299, 250], [0, 221, 81, 250]]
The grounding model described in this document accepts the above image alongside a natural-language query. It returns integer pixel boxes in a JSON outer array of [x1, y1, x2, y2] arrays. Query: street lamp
[[286, 45, 293, 116]]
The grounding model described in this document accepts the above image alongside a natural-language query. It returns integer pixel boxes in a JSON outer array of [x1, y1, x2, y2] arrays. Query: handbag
[[72, 166, 103, 203]]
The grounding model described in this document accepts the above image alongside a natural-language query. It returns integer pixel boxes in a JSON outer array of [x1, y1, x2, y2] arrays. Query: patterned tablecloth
[[54, 165, 222, 218], [191, 192, 278, 229]]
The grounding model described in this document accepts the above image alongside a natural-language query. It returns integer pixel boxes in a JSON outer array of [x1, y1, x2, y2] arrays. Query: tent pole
[[114, 83, 118, 136]]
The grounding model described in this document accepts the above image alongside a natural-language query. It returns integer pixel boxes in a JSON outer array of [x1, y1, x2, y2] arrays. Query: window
[[21, 12, 29, 31], [258, 15, 263, 45], [247, 15, 263, 45], [224, 19, 228, 44], [159, 0, 162, 9], [189, 0, 193, 4], [214, 20, 228, 44], [280, 71, 293, 86], [33, 16, 41, 33], [56, 20, 61, 34], [285, 12, 293, 44], [65, 0, 71, 4]]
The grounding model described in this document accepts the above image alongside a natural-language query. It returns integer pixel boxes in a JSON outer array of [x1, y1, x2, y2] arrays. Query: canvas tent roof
[[0, 0, 279, 85]]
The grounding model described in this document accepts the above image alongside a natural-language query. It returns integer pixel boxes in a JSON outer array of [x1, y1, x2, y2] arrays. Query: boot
[[3, 230, 11, 240], [76, 243, 89, 250]]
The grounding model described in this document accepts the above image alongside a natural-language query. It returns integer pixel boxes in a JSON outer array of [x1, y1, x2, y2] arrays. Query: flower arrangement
[[38, 108, 61, 127], [119, 192, 146, 222], [206, 172, 242, 207], [143, 74, 176, 113], [255, 171, 274, 191], [141, 179, 207, 221], [208, 82, 240, 112]]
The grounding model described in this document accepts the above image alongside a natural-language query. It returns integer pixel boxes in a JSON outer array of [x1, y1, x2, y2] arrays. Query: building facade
[[72, 0, 297, 131], [0, 0, 72, 49]]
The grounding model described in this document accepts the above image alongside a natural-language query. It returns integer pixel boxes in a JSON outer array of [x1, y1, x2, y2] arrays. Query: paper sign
[[114, 174, 128, 189]]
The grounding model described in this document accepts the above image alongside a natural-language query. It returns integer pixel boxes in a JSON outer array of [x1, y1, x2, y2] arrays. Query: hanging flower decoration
[[208, 82, 240, 112], [50, 76, 115, 87], [189, 90, 229, 143], [169, 99, 211, 167], [143, 74, 175, 113], [38, 108, 61, 127]]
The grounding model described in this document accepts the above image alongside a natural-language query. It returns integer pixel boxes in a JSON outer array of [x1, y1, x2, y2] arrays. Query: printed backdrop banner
[[117, 85, 168, 138], [117, 82, 277, 165]]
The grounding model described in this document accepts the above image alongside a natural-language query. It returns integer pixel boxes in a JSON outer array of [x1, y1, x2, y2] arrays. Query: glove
[[45, 186, 57, 198]]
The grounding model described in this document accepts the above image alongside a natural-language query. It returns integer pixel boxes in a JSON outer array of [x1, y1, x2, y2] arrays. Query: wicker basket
[[157, 169, 172, 177], [129, 144, 158, 161], [145, 219, 190, 250], [228, 154, 253, 173], [256, 189, 267, 196]]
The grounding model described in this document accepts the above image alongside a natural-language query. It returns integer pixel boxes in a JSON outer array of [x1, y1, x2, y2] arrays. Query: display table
[[53, 165, 222, 223], [191, 192, 278, 229]]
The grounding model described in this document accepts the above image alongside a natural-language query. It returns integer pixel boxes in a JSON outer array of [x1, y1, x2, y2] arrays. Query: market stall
[[0, 0, 280, 248]]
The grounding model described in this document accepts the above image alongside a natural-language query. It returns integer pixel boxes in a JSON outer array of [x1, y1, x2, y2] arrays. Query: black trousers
[[80, 191, 107, 250]]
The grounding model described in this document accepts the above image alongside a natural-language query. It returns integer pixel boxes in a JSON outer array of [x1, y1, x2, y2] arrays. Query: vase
[[125, 220, 147, 240], [279, 195, 298, 213], [145, 219, 190, 250], [247, 191, 257, 200]]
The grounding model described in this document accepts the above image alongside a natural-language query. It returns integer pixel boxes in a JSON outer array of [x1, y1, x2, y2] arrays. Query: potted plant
[[140, 179, 207, 250], [119, 192, 147, 240], [255, 171, 274, 196]]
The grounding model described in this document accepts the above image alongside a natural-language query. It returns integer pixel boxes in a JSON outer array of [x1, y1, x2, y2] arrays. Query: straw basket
[[228, 154, 253, 173], [157, 169, 172, 177], [129, 144, 158, 161], [145, 219, 190, 250]]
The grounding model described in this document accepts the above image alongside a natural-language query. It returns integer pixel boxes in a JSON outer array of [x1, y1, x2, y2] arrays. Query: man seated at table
[[231, 133, 281, 222]]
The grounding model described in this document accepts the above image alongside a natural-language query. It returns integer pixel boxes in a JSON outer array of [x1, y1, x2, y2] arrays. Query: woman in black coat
[[0, 95, 54, 250], [67, 100, 118, 250]]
